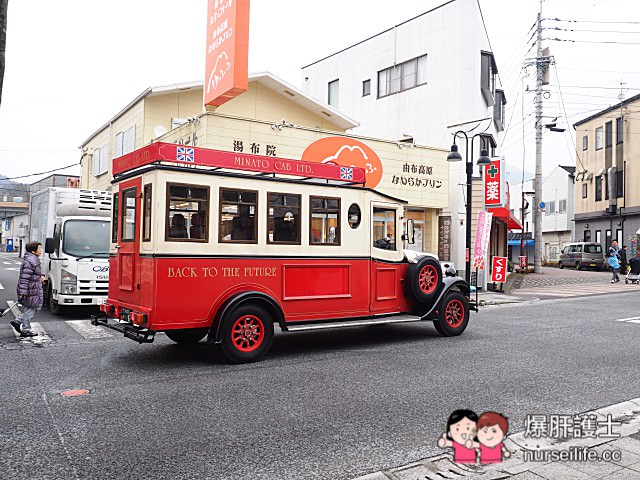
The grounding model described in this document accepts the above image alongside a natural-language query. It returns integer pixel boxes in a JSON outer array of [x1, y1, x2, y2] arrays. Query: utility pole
[[533, 0, 545, 274]]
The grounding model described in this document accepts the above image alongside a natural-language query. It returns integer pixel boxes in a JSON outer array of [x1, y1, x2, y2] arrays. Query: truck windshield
[[63, 220, 110, 257]]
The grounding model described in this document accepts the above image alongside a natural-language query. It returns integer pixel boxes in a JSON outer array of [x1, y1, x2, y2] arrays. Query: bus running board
[[91, 313, 155, 344], [285, 314, 423, 332]]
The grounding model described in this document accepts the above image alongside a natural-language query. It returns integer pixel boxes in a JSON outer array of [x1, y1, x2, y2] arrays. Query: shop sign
[[491, 256, 508, 283], [438, 216, 452, 261], [483, 159, 504, 206], [472, 211, 493, 269]]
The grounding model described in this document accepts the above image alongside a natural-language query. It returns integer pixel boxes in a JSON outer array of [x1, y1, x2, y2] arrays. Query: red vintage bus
[[93, 142, 473, 363]]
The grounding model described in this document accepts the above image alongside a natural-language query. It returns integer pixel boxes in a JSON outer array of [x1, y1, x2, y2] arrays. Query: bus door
[[116, 178, 142, 302], [370, 202, 406, 312]]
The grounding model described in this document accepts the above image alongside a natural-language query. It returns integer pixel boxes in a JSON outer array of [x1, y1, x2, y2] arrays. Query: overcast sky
[[1, 0, 638, 185]]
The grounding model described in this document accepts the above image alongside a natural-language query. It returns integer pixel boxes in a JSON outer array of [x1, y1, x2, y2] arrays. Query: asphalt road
[[2, 256, 640, 480]]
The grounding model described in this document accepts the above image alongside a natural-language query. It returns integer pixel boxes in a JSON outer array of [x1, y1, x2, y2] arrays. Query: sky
[[1, 0, 639, 186]]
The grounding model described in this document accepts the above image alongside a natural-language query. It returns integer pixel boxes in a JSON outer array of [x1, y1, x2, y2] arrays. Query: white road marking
[[65, 320, 112, 339], [2, 261, 11, 265], [0, 282, 3, 290], [10, 322, 52, 345], [617, 317, 640, 322]]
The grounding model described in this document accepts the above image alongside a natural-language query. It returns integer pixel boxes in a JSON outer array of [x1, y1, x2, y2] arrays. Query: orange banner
[[204, 0, 250, 107]]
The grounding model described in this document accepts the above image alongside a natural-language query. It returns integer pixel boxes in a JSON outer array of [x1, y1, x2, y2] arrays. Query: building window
[[328, 79, 339, 107], [92, 145, 108, 176], [548, 201, 556, 215], [595, 230, 601, 244], [617, 116, 623, 144], [310, 196, 340, 245], [167, 183, 209, 242], [362, 79, 371, 97], [616, 170, 624, 197], [493, 89, 506, 132], [219, 188, 257, 243], [604, 174, 609, 200], [267, 193, 301, 244], [617, 229, 622, 245], [582, 183, 588, 199], [480, 51, 497, 106], [115, 126, 135, 158], [606, 229, 612, 246], [595, 175, 602, 201], [377, 54, 427, 98], [605, 121, 613, 148], [582, 135, 588, 151], [595, 126, 603, 150], [558, 199, 567, 214], [584, 230, 591, 242]]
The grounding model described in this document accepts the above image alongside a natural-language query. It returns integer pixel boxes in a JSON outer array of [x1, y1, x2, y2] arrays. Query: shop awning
[[487, 207, 523, 230]]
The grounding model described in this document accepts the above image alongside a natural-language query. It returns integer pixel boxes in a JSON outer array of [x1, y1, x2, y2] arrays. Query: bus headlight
[[61, 270, 77, 294]]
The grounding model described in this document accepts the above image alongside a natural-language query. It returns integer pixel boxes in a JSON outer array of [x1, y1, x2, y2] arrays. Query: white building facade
[[301, 0, 507, 281]]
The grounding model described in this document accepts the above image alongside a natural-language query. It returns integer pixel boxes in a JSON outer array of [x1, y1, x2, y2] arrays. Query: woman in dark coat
[[10, 241, 44, 337]]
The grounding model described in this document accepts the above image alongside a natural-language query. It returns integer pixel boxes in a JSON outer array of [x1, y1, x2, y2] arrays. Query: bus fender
[[210, 291, 285, 344], [418, 277, 470, 319]]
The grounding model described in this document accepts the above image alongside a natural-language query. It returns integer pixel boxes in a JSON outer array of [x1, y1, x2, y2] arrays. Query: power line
[[1, 162, 80, 181], [547, 17, 640, 25], [546, 37, 640, 45]]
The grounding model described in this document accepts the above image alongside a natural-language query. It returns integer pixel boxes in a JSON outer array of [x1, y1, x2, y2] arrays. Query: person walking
[[9, 241, 45, 337], [620, 245, 628, 274], [608, 245, 621, 283]]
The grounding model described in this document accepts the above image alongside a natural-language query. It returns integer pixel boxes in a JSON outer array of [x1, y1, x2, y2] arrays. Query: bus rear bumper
[[91, 313, 155, 344]]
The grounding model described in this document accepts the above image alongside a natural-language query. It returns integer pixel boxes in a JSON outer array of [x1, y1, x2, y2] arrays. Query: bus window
[[220, 188, 258, 243], [268, 193, 301, 244], [121, 188, 136, 242], [142, 184, 152, 242], [166, 183, 209, 241], [111, 192, 119, 243], [310, 196, 340, 245], [373, 207, 396, 250]]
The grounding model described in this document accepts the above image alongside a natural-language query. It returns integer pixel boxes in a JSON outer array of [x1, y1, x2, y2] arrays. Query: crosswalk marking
[[65, 320, 112, 339], [0, 282, 3, 290], [515, 282, 638, 298], [617, 317, 640, 323], [2, 261, 11, 265], [10, 322, 52, 345]]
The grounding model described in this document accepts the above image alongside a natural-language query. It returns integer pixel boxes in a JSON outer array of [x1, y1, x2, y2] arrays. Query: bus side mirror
[[45, 237, 55, 254], [405, 219, 415, 245]]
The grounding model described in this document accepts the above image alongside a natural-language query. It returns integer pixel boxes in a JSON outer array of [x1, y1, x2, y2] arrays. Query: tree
[[0, 0, 7, 107]]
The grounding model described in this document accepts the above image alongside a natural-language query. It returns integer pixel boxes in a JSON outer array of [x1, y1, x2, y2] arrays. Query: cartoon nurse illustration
[[437, 409, 478, 464], [474, 411, 511, 464]]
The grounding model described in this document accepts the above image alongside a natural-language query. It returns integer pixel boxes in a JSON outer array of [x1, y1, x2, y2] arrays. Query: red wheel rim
[[231, 314, 264, 352], [418, 265, 438, 294], [445, 299, 465, 328]]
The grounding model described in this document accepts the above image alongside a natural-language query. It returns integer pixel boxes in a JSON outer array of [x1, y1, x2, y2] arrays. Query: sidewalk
[[354, 398, 640, 480]]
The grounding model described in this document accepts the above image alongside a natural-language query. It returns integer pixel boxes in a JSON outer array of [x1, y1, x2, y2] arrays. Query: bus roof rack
[[112, 142, 367, 186]]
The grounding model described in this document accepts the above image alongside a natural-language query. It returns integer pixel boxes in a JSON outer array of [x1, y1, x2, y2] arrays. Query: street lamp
[[447, 131, 492, 286]]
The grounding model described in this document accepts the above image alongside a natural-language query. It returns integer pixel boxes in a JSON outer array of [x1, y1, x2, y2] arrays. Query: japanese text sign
[[472, 211, 493, 269], [204, 0, 250, 107], [491, 256, 508, 283], [484, 159, 504, 206]]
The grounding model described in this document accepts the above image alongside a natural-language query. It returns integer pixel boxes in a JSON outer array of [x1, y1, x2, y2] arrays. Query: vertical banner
[[483, 158, 504, 207], [491, 256, 508, 283], [438, 216, 451, 261], [204, 0, 250, 107], [472, 211, 493, 269]]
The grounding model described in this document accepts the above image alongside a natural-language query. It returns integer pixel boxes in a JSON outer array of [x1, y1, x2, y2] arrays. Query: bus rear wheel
[[165, 328, 208, 344], [220, 305, 274, 363], [433, 292, 469, 337]]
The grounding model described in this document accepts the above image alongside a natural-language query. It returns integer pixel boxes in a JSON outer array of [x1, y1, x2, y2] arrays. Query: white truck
[[29, 188, 112, 314]]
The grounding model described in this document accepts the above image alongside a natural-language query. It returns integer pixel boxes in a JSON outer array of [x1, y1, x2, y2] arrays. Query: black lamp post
[[447, 132, 492, 285]]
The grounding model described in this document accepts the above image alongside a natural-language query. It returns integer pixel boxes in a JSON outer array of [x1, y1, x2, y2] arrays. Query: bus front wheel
[[219, 304, 274, 363], [433, 292, 469, 337]]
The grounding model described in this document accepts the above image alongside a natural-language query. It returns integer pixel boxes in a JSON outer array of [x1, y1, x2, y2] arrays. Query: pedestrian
[[9, 241, 45, 337], [608, 246, 621, 283], [609, 240, 620, 258], [620, 245, 628, 274]]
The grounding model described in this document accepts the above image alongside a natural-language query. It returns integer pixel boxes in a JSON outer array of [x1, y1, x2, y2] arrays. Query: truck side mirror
[[45, 237, 56, 254], [406, 219, 415, 245]]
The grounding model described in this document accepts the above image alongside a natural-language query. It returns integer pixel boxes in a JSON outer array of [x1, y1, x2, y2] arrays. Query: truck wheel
[[407, 257, 443, 303], [165, 329, 208, 344], [576, 262, 582, 270], [558, 261, 564, 269], [220, 305, 274, 364], [48, 284, 63, 316], [433, 292, 469, 337]]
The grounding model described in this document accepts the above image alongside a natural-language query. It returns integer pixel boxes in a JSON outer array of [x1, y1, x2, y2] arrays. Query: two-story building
[[300, 0, 509, 283], [574, 93, 640, 258]]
